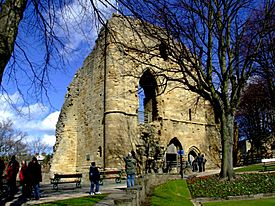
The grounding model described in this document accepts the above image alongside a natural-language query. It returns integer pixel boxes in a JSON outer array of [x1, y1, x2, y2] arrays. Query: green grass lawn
[[150, 179, 193, 206], [38, 195, 107, 206], [234, 164, 275, 172]]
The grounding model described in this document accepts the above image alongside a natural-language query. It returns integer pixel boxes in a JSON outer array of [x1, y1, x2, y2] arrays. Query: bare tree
[[0, 0, 27, 85], [0, 118, 28, 156], [237, 78, 274, 157], [27, 136, 52, 155], [252, 1, 275, 107], [0, 0, 112, 105], [90, 0, 274, 180]]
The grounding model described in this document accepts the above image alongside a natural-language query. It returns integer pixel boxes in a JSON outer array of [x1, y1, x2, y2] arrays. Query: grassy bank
[[150, 179, 193, 206]]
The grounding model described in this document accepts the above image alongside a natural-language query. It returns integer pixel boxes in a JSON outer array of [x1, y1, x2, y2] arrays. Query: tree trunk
[[220, 112, 235, 180], [0, 0, 27, 85]]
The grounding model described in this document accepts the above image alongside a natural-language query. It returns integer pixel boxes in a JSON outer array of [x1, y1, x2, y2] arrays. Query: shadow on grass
[[37, 194, 107, 206]]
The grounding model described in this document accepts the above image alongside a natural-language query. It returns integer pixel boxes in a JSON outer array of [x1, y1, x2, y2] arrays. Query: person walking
[[19, 160, 30, 197], [28, 156, 42, 200], [89, 162, 101, 195], [124, 152, 136, 188], [6, 155, 20, 198], [192, 156, 198, 172]]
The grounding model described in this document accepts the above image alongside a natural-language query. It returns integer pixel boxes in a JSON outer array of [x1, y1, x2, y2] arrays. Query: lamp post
[[178, 149, 184, 178]]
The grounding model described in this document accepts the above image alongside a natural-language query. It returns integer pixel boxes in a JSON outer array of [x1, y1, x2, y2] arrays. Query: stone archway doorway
[[165, 137, 183, 176], [188, 146, 200, 171]]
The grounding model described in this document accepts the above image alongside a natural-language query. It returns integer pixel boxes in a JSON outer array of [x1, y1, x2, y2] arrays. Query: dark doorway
[[165, 137, 183, 176]]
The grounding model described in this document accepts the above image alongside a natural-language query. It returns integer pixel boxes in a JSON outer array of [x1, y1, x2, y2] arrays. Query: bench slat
[[54, 174, 82, 178]]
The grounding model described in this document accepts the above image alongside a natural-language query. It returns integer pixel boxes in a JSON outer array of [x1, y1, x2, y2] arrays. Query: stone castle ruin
[[50, 14, 221, 181]]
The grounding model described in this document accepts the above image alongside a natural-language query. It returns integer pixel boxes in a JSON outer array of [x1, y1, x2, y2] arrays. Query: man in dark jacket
[[124, 152, 136, 188], [28, 156, 42, 200], [197, 153, 203, 172], [89, 162, 101, 195]]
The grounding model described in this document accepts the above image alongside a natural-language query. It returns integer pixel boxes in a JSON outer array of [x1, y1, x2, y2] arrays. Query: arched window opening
[[138, 70, 158, 123]]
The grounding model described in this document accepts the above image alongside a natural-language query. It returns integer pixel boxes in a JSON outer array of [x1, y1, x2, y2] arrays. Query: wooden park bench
[[99, 169, 124, 185], [261, 158, 275, 171], [50, 173, 82, 190]]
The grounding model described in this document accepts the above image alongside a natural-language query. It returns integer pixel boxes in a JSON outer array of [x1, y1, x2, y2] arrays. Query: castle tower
[[50, 14, 220, 180]]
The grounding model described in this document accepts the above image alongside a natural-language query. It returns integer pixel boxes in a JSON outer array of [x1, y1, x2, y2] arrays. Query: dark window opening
[[159, 42, 168, 61], [86, 154, 90, 161], [97, 146, 102, 157], [189, 109, 192, 121], [138, 70, 158, 123]]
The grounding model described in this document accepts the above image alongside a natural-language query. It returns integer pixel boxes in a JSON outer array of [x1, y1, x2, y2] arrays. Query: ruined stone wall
[[51, 14, 220, 180], [51, 30, 107, 175]]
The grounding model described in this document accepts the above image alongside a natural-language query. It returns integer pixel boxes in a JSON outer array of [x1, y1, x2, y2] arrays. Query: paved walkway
[[2, 180, 128, 206], [2, 169, 220, 206]]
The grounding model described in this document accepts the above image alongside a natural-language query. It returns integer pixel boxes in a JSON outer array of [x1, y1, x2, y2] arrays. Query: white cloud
[[42, 134, 56, 147], [55, 0, 116, 59], [0, 92, 59, 148], [41, 111, 60, 131], [21, 103, 49, 119]]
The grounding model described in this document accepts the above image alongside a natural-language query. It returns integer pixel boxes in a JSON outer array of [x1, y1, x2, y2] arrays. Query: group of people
[[90, 152, 207, 195], [1, 152, 205, 200], [0, 155, 42, 200], [192, 153, 207, 172], [0, 152, 136, 201]]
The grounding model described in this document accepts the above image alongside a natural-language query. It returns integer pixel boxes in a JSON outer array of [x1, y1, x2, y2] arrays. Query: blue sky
[[0, 0, 116, 151]]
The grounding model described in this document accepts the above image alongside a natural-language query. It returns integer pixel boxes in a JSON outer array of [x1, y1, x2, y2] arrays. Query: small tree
[[27, 136, 52, 155], [0, 118, 28, 157]]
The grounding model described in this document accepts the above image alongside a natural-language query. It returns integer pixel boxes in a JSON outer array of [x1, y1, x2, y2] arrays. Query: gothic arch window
[[138, 70, 158, 123]]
